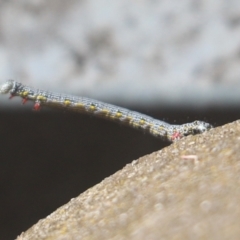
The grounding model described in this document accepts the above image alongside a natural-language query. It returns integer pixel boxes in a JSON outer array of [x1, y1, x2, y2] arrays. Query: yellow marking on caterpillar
[[150, 129, 160, 136], [139, 118, 146, 125], [89, 104, 97, 111], [150, 129, 157, 134], [20, 91, 29, 97], [131, 121, 140, 128], [109, 114, 116, 119], [64, 100, 71, 106], [115, 111, 123, 118], [75, 102, 85, 108], [36, 95, 47, 101], [158, 126, 165, 131], [101, 108, 111, 115]]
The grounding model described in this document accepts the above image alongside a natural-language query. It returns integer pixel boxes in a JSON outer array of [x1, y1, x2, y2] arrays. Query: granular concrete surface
[[17, 120, 240, 240]]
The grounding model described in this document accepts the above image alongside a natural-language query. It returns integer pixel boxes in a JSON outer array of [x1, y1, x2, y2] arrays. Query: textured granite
[[17, 120, 240, 239]]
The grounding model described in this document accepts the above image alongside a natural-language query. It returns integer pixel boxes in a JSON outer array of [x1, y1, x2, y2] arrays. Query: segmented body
[[0, 80, 213, 142]]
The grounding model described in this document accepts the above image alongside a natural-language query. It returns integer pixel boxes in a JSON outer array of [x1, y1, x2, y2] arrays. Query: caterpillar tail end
[[0, 80, 14, 94]]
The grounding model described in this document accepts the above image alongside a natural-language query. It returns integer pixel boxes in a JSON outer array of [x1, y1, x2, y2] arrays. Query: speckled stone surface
[[17, 120, 240, 240]]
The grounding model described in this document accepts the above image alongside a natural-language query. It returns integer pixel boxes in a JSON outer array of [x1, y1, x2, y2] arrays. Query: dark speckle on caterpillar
[[0, 80, 213, 142]]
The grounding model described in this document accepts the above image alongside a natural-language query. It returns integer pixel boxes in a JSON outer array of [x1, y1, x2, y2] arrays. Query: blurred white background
[[0, 0, 240, 107]]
